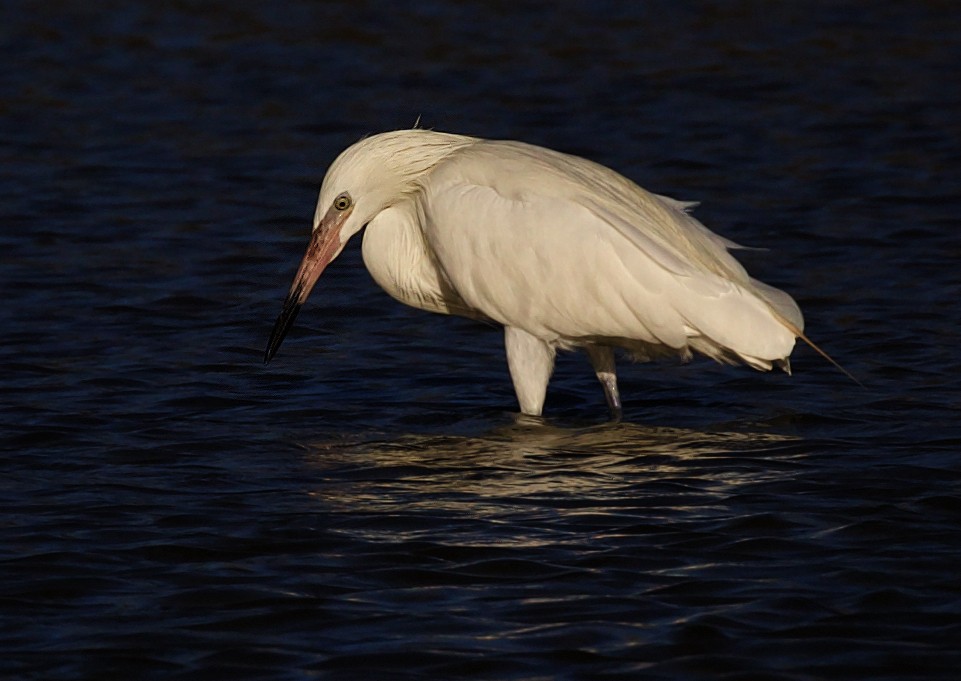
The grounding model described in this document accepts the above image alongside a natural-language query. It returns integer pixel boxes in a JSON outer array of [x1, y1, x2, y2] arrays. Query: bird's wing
[[527, 141, 804, 332], [420, 156, 798, 364], [580, 194, 802, 332]]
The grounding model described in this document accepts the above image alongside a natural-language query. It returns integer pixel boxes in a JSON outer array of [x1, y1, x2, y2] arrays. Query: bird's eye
[[334, 193, 352, 211]]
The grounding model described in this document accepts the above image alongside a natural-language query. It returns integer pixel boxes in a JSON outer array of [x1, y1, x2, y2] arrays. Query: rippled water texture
[[2, 1, 960, 679]]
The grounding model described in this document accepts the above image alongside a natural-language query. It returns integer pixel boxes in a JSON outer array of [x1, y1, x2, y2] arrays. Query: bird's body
[[266, 129, 811, 417]]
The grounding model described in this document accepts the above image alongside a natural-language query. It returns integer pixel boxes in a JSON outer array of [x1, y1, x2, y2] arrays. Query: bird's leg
[[504, 327, 555, 416], [585, 345, 622, 421]]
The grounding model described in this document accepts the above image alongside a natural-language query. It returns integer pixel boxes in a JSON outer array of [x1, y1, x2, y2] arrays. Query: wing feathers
[[421, 143, 802, 369]]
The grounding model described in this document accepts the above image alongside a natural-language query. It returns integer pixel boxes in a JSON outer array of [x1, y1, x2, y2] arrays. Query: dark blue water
[[3, 1, 960, 679]]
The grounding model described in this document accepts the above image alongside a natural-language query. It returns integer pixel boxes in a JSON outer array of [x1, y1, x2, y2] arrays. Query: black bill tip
[[264, 297, 302, 365]]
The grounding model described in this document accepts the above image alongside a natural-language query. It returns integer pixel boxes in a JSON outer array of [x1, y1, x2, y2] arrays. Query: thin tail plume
[[797, 330, 863, 387], [774, 313, 863, 387]]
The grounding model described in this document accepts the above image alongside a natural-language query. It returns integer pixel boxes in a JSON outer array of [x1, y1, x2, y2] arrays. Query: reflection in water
[[304, 422, 803, 545]]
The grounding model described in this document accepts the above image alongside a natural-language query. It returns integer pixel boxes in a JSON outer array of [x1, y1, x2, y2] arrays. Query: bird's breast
[[361, 203, 477, 319]]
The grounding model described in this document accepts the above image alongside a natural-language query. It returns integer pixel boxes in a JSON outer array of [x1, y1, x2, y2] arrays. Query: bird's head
[[264, 129, 475, 363]]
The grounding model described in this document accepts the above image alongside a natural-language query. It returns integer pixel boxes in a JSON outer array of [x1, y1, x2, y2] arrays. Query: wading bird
[[265, 129, 845, 418]]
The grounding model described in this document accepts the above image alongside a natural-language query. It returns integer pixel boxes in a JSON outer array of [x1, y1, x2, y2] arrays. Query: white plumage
[[266, 129, 813, 417]]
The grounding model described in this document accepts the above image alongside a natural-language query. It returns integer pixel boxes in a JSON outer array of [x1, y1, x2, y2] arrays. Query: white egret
[[265, 129, 849, 417]]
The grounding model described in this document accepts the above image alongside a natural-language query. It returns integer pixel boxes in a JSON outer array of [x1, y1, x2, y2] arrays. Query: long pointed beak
[[264, 208, 347, 364]]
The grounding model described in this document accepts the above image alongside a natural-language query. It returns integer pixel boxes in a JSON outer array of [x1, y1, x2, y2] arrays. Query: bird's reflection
[[302, 420, 803, 524]]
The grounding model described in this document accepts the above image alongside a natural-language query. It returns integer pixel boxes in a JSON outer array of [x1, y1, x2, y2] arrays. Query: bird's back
[[417, 139, 801, 370]]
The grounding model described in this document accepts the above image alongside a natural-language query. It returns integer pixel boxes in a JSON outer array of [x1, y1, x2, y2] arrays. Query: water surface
[[2, 2, 960, 679]]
